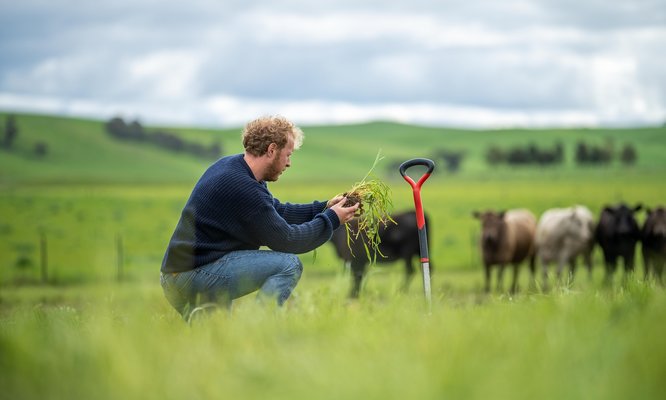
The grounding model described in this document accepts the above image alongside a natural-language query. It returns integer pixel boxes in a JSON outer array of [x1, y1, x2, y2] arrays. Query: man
[[160, 115, 359, 318]]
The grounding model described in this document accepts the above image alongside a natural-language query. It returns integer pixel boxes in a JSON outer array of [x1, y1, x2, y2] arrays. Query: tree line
[[485, 141, 637, 166], [574, 141, 636, 165], [1, 114, 49, 157], [104, 117, 223, 160], [486, 142, 564, 166]]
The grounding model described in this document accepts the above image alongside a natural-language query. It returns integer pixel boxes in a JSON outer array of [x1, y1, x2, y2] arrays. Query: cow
[[535, 205, 595, 288], [330, 210, 429, 298], [641, 206, 666, 284], [472, 209, 536, 293], [595, 203, 642, 282]]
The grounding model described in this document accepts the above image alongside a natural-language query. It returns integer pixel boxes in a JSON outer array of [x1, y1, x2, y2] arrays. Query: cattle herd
[[329, 204, 666, 298], [474, 203, 666, 293]]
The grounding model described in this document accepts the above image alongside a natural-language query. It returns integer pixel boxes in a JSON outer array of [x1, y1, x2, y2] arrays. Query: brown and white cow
[[642, 206, 666, 284], [472, 209, 537, 293], [535, 205, 595, 288]]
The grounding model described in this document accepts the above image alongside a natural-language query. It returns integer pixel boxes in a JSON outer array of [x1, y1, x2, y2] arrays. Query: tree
[[34, 142, 49, 158], [128, 120, 146, 140], [2, 115, 18, 149], [620, 143, 637, 166], [432, 149, 465, 173], [575, 142, 589, 164], [207, 142, 223, 159], [105, 117, 129, 138], [485, 145, 505, 166]]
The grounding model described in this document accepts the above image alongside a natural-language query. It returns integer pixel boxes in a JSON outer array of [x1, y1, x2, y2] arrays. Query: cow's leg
[[642, 248, 650, 281], [656, 259, 665, 286], [484, 263, 491, 293], [509, 263, 519, 294], [528, 254, 537, 291], [623, 252, 636, 283], [583, 249, 593, 281], [568, 258, 577, 284], [349, 261, 367, 298], [604, 261, 614, 286], [555, 256, 567, 286], [496, 264, 505, 292], [603, 253, 616, 286], [541, 256, 550, 292], [402, 257, 415, 292]]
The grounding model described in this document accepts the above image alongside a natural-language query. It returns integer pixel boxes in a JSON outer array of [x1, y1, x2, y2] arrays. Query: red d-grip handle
[[399, 158, 434, 229]]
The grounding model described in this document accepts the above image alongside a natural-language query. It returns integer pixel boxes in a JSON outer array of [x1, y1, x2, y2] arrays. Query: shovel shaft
[[419, 227, 432, 307], [418, 226, 429, 263]]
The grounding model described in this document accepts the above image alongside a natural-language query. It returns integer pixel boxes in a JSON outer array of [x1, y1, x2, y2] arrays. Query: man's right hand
[[329, 197, 360, 224]]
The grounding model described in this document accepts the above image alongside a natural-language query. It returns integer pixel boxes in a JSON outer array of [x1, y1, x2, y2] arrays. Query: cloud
[[0, 0, 665, 127]]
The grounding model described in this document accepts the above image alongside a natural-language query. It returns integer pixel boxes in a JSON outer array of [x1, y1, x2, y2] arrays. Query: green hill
[[1, 111, 665, 185], [0, 113, 239, 184]]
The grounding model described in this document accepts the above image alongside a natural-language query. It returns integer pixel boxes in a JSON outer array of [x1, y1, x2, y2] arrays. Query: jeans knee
[[285, 254, 303, 279]]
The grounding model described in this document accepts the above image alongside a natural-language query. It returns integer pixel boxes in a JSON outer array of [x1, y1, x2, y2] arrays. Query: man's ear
[[267, 143, 278, 157]]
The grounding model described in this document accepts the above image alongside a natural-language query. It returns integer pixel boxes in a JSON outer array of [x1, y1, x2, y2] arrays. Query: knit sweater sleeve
[[272, 198, 328, 225], [242, 190, 340, 254]]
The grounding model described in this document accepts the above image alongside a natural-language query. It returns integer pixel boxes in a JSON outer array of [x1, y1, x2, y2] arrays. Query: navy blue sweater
[[161, 154, 341, 273]]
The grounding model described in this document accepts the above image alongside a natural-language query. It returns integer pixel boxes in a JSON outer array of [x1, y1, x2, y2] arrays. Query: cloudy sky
[[1, 0, 665, 128]]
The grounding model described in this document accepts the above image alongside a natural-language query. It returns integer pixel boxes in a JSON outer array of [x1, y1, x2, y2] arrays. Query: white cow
[[535, 205, 595, 287]]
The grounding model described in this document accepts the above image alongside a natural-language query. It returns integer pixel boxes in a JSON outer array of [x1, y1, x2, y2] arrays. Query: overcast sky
[[1, 0, 665, 128]]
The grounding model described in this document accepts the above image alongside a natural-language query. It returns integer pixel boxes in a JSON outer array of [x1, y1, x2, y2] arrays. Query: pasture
[[1, 113, 665, 399]]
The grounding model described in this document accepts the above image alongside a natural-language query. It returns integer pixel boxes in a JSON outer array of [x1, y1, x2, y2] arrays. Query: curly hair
[[242, 115, 304, 156]]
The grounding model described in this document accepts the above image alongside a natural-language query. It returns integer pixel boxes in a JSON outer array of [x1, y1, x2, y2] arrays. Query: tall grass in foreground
[[1, 275, 665, 400]]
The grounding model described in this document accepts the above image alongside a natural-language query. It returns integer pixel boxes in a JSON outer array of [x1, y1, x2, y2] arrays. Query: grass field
[[1, 277, 664, 400], [1, 112, 665, 399]]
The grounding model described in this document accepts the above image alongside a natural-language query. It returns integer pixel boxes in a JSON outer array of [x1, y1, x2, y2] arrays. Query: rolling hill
[[1, 111, 664, 185]]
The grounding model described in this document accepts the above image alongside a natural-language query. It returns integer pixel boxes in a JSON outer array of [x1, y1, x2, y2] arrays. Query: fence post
[[40, 230, 48, 283], [116, 233, 124, 282]]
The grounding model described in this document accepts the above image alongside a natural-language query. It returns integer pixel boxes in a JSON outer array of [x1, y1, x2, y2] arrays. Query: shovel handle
[[399, 158, 435, 230], [399, 158, 435, 191]]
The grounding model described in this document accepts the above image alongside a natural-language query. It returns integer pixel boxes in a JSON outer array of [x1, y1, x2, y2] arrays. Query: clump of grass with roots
[[338, 150, 395, 263]]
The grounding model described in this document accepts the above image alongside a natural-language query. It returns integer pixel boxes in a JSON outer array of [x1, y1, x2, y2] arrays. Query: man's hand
[[327, 194, 363, 216], [329, 197, 360, 224], [326, 195, 345, 208]]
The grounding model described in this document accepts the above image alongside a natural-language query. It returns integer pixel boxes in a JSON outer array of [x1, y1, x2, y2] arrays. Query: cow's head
[[566, 206, 592, 238], [645, 206, 666, 238], [603, 203, 642, 237], [473, 210, 506, 249]]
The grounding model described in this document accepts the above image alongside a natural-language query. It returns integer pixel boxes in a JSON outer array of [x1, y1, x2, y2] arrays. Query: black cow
[[595, 203, 642, 282], [642, 206, 666, 284], [330, 210, 430, 298]]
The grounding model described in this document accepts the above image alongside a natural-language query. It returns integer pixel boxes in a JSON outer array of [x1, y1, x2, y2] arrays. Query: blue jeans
[[160, 250, 303, 318]]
